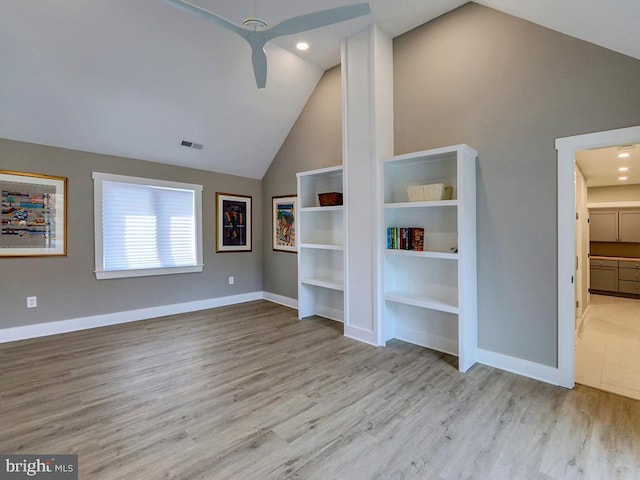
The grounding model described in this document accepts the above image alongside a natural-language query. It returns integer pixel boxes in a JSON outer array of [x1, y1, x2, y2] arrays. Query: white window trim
[[93, 172, 204, 280]]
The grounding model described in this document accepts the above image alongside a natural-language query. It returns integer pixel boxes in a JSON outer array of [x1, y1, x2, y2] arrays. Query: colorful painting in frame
[[272, 195, 296, 253], [216, 192, 252, 252], [0, 170, 67, 257]]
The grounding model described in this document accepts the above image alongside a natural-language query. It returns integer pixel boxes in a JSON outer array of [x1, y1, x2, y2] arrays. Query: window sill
[[95, 265, 204, 280]]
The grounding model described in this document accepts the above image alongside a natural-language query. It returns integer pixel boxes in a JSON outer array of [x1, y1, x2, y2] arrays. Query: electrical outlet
[[228, 276, 234, 285], [27, 296, 37, 308]]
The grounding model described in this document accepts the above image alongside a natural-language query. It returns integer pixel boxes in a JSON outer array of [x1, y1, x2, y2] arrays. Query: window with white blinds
[[93, 172, 203, 279]]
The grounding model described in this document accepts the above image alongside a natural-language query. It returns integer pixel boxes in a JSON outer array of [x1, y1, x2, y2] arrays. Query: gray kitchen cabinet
[[590, 259, 618, 292], [619, 281, 640, 294], [618, 260, 640, 294], [589, 211, 618, 242], [618, 260, 640, 270], [619, 211, 640, 242], [590, 209, 640, 242]]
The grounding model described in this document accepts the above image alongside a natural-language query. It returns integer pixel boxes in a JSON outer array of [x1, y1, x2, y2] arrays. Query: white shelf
[[298, 165, 345, 322], [384, 291, 459, 314], [300, 243, 344, 251], [385, 249, 457, 260], [296, 164, 343, 178], [384, 200, 458, 209], [300, 277, 344, 291], [385, 145, 476, 163], [297, 165, 343, 209], [382, 144, 477, 372], [300, 206, 344, 212]]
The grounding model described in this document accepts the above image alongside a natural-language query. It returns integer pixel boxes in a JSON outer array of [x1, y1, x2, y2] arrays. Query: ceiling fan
[[163, 0, 371, 88]]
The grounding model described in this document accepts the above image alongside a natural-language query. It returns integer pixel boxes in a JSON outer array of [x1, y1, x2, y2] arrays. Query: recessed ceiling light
[[618, 152, 630, 158], [618, 167, 629, 172], [619, 176, 628, 181], [296, 42, 309, 51]]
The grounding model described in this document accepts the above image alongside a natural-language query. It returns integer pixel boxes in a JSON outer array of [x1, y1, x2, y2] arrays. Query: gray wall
[[394, 3, 640, 366], [262, 3, 640, 368], [261, 66, 342, 298], [0, 138, 262, 328]]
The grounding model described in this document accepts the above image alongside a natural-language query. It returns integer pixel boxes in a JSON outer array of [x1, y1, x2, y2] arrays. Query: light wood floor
[[576, 294, 640, 400], [1, 301, 639, 479]]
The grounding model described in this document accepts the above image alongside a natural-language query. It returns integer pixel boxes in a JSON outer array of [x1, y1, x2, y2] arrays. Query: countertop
[[591, 255, 640, 262]]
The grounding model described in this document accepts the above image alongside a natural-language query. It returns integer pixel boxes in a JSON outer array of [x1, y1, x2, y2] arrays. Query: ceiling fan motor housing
[[242, 17, 268, 29]]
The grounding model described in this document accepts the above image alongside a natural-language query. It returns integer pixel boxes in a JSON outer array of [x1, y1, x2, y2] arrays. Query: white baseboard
[[262, 292, 298, 310], [312, 305, 343, 323], [261, 293, 347, 327], [344, 324, 378, 346], [0, 291, 263, 344], [394, 325, 458, 357], [477, 348, 563, 387], [575, 303, 590, 343]]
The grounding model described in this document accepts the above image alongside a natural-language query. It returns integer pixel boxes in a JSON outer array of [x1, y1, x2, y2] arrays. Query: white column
[[341, 24, 393, 345]]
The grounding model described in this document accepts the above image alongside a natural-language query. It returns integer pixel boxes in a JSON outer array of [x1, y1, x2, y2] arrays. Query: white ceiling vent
[[181, 140, 204, 150]]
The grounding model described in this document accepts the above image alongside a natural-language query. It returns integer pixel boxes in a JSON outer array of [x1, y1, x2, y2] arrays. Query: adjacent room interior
[[2, 1, 640, 478], [575, 143, 640, 400]]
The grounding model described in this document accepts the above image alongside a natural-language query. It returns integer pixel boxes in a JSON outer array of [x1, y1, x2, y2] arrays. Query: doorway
[[556, 126, 640, 389], [574, 144, 640, 400]]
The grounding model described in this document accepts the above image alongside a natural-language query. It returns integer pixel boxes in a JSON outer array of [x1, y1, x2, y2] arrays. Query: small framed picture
[[1, 170, 67, 257], [216, 192, 252, 252], [272, 195, 297, 253]]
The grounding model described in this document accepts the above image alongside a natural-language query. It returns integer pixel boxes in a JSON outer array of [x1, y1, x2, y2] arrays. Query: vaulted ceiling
[[1, 0, 639, 179]]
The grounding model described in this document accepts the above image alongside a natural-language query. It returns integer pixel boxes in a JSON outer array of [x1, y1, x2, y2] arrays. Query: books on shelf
[[386, 227, 424, 251]]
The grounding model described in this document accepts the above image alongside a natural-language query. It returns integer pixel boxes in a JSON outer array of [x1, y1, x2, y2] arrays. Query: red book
[[411, 228, 424, 251]]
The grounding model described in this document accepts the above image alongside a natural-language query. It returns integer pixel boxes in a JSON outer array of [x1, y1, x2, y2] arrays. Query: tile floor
[[576, 294, 640, 400]]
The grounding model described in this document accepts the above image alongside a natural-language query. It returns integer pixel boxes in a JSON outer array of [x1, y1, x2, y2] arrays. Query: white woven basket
[[407, 183, 453, 202]]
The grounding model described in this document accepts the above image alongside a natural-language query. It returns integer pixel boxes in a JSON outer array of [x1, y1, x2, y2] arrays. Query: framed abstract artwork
[[1, 170, 67, 257], [272, 195, 296, 253], [216, 192, 252, 252]]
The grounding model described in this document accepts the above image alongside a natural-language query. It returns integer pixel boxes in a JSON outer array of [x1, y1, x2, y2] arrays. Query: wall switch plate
[[228, 276, 234, 285], [27, 296, 37, 308]]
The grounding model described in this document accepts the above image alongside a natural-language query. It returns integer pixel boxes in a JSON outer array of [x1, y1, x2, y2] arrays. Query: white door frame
[[556, 126, 640, 388]]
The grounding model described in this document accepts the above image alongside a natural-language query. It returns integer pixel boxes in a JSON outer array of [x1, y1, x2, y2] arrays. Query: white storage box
[[407, 183, 453, 202]]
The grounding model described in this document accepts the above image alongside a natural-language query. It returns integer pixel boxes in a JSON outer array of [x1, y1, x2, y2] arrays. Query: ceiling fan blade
[[266, 3, 371, 38], [162, 0, 247, 38], [248, 40, 268, 89]]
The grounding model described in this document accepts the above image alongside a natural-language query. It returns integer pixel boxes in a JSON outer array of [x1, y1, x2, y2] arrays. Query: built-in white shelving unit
[[297, 165, 344, 322], [382, 145, 478, 372]]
